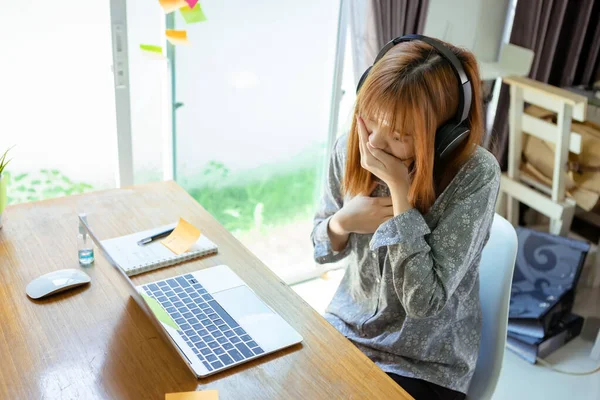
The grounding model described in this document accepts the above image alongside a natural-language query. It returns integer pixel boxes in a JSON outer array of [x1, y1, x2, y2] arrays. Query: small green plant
[[0, 146, 14, 175], [5, 169, 94, 204]]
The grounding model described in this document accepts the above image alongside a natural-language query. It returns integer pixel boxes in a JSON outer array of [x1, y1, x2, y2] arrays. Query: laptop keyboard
[[142, 274, 264, 372]]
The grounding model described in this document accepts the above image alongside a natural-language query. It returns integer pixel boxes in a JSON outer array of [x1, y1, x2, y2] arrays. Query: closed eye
[[393, 133, 412, 143]]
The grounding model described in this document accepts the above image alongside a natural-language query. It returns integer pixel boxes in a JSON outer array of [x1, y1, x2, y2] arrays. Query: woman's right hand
[[330, 194, 394, 235]]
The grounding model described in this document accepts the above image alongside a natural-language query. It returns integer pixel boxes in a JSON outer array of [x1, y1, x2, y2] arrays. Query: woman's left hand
[[357, 116, 410, 192]]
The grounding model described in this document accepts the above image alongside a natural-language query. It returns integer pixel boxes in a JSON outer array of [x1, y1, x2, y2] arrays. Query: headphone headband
[[363, 34, 472, 126]]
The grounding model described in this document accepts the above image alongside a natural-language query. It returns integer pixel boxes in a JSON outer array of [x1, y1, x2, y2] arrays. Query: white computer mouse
[[26, 269, 91, 299]]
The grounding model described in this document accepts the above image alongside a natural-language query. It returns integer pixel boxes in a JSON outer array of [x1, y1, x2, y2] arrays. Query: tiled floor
[[291, 270, 600, 400]]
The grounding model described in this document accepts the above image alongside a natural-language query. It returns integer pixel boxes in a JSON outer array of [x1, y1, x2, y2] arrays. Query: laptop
[[79, 216, 303, 377]]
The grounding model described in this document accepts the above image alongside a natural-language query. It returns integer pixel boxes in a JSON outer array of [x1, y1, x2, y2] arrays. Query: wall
[[424, 0, 511, 63]]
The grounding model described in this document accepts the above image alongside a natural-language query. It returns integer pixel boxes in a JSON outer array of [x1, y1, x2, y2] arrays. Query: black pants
[[387, 373, 466, 400]]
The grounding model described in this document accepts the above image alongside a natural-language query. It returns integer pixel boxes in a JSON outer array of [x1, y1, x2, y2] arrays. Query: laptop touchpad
[[212, 286, 301, 352]]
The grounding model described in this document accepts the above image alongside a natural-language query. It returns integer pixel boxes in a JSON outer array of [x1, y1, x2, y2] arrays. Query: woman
[[311, 35, 500, 400]]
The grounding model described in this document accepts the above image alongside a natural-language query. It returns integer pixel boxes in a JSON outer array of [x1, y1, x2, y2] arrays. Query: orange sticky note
[[159, 0, 188, 13], [166, 30, 189, 46], [161, 218, 201, 255], [166, 390, 218, 400]]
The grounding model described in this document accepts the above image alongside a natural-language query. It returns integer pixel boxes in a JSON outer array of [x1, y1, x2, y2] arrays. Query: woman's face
[[362, 117, 415, 162]]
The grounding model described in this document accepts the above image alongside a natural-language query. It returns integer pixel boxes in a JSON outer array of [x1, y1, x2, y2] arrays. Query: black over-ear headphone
[[356, 34, 473, 160]]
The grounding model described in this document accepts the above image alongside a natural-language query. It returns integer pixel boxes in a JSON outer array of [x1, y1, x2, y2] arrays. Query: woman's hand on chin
[[357, 116, 410, 192]]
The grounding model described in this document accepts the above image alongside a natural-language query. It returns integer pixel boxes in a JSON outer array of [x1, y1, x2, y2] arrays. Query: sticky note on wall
[[140, 44, 166, 60], [166, 30, 189, 46], [159, 0, 188, 14], [179, 3, 207, 24]]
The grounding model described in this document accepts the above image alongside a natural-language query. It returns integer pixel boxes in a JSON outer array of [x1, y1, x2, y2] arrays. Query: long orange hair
[[343, 39, 484, 214]]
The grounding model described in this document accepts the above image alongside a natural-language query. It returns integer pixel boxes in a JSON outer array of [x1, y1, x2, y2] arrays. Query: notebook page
[[101, 224, 216, 273]]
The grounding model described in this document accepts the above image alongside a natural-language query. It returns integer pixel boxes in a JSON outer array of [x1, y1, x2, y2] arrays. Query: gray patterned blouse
[[311, 134, 501, 394]]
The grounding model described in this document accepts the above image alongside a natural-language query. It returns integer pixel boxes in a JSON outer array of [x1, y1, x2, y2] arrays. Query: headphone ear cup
[[356, 66, 372, 94], [435, 124, 470, 159]]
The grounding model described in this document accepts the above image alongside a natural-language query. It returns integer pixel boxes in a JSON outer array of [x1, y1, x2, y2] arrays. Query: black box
[[508, 228, 590, 338], [506, 313, 585, 364]]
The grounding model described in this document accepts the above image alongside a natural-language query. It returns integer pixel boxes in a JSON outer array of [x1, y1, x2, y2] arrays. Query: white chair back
[[467, 214, 518, 400]]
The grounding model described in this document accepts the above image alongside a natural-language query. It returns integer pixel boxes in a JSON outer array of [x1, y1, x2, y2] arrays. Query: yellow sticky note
[[159, 0, 188, 14], [141, 293, 179, 330], [179, 3, 207, 24], [161, 218, 201, 255], [166, 390, 218, 400], [166, 30, 189, 46], [140, 44, 166, 60]]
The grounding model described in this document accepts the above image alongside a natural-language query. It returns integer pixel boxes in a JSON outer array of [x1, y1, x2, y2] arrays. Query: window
[[0, 1, 118, 204], [1, 1, 350, 287], [172, 0, 342, 282]]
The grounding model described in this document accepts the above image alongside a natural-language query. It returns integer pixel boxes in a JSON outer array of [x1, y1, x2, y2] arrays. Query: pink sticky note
[[185, 0, 199, 8]]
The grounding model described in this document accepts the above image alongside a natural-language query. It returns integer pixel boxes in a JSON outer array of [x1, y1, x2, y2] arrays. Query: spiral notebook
[[100, 223, 218, 276]]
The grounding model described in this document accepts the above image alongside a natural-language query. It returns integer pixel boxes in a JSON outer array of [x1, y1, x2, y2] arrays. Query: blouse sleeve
[[369, 164, 500, 318], [311, 137, 352, 264]]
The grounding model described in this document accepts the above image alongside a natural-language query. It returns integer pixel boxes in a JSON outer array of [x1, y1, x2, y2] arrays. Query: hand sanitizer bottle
[[78, 215, 95, 266]]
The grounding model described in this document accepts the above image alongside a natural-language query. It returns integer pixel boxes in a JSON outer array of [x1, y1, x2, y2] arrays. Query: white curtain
[[349, 0, 378, 88], [348, 0, 431, 87]]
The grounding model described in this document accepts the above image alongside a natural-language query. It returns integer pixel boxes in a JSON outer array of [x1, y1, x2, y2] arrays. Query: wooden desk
[[0, 181, 411, 400]]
